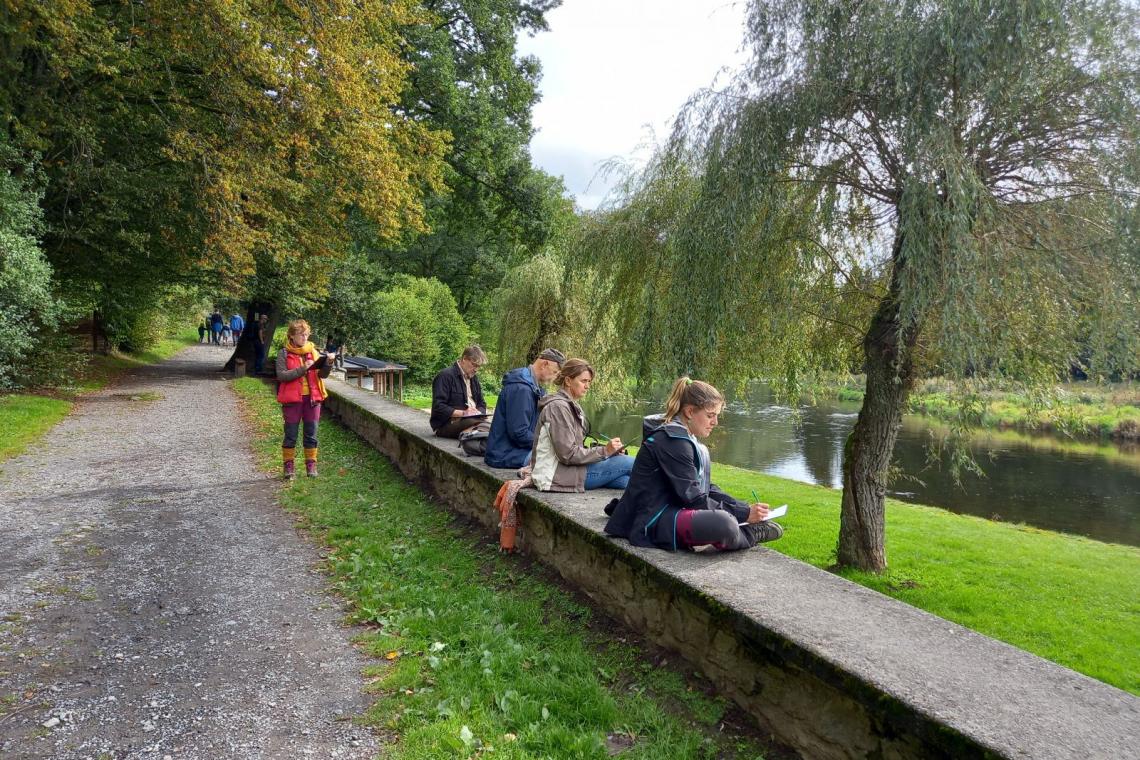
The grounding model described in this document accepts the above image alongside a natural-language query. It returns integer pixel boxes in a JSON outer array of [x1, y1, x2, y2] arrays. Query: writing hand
[[747, 502, 770, 524], [604, 438, 624, 456]]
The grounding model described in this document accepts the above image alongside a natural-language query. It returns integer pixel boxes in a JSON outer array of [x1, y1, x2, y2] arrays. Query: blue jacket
[[604, 414, 750, 550], [230, 314, 245, 332], [484, 366, 545, 469]]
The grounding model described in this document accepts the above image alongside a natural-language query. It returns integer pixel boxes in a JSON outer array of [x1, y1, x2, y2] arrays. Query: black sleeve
[[431, 371, 455, 422], [709, 484, 751, 522], [473, 375, 487, 413]]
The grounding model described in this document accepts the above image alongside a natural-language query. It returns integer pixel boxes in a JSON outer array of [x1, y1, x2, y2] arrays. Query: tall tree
[[365, 0, 572, 313], [2, 0, 448, 353], [580, 0, 1139, 571]]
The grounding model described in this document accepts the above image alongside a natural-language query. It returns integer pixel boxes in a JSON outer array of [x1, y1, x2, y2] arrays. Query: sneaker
[[283, 460, 296, 480], [745, 520, 783, 545]]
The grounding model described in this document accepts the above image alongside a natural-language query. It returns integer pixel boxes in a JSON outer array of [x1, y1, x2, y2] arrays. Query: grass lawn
[[0, 395, 73, 463], [233, 377, 773, 759], [710, 464, 1140, 695]]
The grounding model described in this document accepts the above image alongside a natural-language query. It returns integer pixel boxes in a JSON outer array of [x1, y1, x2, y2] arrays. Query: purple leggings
[[282, 396, 322, 449]]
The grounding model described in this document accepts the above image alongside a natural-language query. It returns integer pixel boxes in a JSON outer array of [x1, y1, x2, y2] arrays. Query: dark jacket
[[430, 362, 486, 431], [604, 414, 750, 550], [484, 366, 545, 469]]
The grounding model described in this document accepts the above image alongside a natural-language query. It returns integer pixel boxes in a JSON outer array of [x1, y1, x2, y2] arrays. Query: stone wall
[[325, 385, 1140, 760]]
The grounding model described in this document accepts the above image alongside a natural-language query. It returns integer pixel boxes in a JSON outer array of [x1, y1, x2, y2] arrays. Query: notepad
[[740, 504, 787, 526]]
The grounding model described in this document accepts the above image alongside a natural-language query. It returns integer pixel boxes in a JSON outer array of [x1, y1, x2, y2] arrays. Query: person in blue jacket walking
[[484, 348, 565, 469]]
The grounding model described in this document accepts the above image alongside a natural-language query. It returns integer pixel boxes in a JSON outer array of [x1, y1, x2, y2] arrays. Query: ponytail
[[663, 376, 724, 422]]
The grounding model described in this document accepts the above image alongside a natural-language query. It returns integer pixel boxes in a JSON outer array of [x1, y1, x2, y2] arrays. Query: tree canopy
[[2, 0, 450, 347]]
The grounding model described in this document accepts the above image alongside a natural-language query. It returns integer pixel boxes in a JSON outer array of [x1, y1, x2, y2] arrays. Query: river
[[582, 388, 1140, 547]]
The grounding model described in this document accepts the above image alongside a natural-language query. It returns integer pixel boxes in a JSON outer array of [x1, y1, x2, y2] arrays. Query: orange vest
[[276, 350, 326, 404]]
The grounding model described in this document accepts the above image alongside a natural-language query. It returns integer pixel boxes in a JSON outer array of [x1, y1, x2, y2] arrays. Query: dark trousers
[[434, 416, 483, 439], [282, 398, 322, 449], [676, 509, 753, 551]]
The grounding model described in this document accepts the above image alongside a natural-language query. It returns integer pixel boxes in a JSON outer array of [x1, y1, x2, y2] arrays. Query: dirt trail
[[0, 344, 380, 759]]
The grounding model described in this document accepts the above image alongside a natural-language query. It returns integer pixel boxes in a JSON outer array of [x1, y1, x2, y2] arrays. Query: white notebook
[[740, 504, 787, 526]]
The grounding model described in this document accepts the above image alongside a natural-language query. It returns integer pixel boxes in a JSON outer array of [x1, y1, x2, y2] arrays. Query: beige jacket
[[529, 390, 607, 492]]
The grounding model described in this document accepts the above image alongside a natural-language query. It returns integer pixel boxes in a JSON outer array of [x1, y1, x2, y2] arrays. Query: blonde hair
[[555, 358, 594, 388], [286, 319, 311, 339], [663, 376, 724, 422]]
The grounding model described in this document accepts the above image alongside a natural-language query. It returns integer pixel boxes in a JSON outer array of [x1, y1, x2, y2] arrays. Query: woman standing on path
[[529, 359, 634, 492], [276, 319, 334, 478], [604, 377, 783, 552]]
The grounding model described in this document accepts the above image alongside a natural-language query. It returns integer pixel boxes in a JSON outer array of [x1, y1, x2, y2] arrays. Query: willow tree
[[581, 0, 1139, 571]]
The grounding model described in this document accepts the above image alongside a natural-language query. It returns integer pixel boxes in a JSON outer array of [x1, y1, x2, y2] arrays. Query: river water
[[583, 389, 1140, 547]]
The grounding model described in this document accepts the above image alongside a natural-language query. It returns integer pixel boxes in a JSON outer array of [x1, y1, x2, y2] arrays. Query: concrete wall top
[[328, 382, 1139, 760]]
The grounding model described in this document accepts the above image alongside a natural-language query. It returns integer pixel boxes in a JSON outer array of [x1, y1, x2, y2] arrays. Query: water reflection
[[583, 391, 1140, 547]]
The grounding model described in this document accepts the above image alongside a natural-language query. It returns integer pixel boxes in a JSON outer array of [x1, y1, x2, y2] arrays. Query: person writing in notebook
[[604, 376, 783, 552], [430, 345, 488, 438]]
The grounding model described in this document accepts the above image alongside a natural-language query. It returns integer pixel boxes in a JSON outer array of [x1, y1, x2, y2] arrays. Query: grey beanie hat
[[538, 348, 566, 366]]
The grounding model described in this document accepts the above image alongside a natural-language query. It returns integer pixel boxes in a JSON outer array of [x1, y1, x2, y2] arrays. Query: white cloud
[[519, 1, 749, 210]]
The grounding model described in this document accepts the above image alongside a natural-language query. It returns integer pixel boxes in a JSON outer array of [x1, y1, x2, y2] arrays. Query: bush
[[0, 141, 62, 389], [367, 289, 441, 382], [394, 275, 470, 363]]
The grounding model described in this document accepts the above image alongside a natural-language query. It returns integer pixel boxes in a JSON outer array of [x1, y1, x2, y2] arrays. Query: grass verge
[[0, 328, 199, 465], [710, 464, 1140, 695], [0, 395, 72, 463], [76, 328, 200, 392], [233, 377, 776, 760]]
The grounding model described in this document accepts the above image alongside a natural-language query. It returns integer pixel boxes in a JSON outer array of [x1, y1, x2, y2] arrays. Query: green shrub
[[364, 276, 471, 382], [0, 140, 62, 389]]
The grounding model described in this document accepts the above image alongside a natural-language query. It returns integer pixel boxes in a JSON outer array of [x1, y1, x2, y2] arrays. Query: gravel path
[[0, 344, 381, 759]]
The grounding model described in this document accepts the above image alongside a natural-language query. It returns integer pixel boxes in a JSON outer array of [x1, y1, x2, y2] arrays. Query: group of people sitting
[[429, 345, 784, 554]]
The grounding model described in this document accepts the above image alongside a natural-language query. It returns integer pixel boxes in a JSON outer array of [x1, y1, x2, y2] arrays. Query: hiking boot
[[283, 459, 296, 480], [744, 520, 783, 546], [305, 460, 318, 478]]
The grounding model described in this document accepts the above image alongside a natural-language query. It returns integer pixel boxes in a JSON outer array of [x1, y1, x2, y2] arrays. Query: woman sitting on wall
[[604, 377, 783, 552], [529, 359, 634, 492]]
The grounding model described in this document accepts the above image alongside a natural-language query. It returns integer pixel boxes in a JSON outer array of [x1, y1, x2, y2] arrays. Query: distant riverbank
[[832, 378, 1139, 442]]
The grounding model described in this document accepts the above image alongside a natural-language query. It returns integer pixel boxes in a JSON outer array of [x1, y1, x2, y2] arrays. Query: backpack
[[458, 428, 489, 457]]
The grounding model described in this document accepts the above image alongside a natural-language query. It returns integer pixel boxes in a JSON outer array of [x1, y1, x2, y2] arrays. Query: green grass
[[710, 463, 1140, 695], [233, 377, 771, 759], [832, 377, 1140, 442], [0, 395, 72, 463]]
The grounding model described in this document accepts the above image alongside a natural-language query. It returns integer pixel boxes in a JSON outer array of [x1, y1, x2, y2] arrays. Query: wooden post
[[398, 370, 404, 402]]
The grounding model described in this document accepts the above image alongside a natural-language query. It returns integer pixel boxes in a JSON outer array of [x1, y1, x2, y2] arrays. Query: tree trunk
[[224, 302, 278, 373], [837, 231, 920, 572]]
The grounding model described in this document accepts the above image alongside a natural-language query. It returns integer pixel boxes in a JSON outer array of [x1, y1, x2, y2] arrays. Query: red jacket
[[276, 349, 327, 404]]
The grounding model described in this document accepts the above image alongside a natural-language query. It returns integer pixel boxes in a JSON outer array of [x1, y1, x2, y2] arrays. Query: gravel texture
[[0, 344, 381, 759]]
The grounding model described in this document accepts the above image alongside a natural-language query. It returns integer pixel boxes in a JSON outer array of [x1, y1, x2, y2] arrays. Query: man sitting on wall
[[484, 348, 565, 469], [430, 345, 489, 438]]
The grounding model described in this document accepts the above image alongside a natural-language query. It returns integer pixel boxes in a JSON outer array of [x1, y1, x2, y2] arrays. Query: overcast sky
[[517, 1, 750, 210]]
